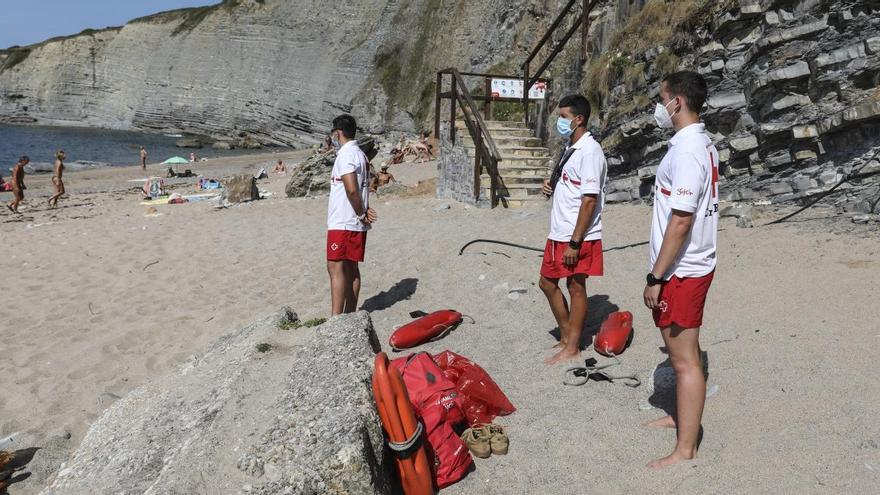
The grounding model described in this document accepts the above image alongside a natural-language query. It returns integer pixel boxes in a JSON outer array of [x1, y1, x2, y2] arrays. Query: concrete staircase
[[455, 119, 553, 207]]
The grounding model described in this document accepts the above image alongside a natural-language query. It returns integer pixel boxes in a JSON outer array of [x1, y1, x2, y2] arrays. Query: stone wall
[[437, 124, 490, 207], [43, 310, 390, 495]]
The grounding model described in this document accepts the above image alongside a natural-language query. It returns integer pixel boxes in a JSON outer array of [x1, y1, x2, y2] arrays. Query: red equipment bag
[[593, 311, 634, 357], [433, 351, 516, 426], [392, 353, 472, 489]]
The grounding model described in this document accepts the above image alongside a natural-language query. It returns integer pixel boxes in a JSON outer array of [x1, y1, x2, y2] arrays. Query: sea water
[[0, 124, 271, 175]]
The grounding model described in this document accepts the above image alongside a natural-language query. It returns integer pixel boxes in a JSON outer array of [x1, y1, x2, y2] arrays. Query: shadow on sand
[[548, 294, 620, 350], [360, 278, 418, 312]]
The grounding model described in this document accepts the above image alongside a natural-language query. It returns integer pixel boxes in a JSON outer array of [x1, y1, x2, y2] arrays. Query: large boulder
[[285, 138, 378, 198], [223, 174, 260, 203], [43, 311, 390, 495]]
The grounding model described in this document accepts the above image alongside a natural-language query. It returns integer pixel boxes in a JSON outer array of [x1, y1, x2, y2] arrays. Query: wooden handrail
[[522, 0, 579, 68], [521, 0, 599, 123], [441, 68, 502, 163]]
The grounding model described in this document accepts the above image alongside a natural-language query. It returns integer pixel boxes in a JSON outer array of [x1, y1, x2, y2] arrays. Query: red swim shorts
[[326, 230, 367, 262], [540, 239, 603, 279], [652, 271, 715, 329]]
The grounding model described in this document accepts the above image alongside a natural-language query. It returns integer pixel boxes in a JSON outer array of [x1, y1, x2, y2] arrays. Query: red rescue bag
[[392, 353, 472, 489], [433, 351, 516, 425], [593, 311, 633, 357]]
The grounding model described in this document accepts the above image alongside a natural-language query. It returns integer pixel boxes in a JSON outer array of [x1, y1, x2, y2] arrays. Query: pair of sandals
[[460, 424, 508, 458], [563, 355, 641, 388]]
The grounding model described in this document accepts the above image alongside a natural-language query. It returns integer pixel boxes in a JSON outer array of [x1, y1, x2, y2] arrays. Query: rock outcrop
[[43, 310, 390, 495], [0, 0, 543, 146], [580, 0, 880, 211], [285, 137, 378, 197]]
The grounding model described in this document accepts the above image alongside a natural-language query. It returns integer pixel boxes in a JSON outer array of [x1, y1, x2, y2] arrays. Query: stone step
[[481, 174, 546, 186], [455, 123, 534, 137], [494, 183, 546, 200], [499, 197, 549, 208], [465, 145, 550, 158], [495, 165, 551, 176], [459, 135, 543, 148], [454, 117, 527, 130]]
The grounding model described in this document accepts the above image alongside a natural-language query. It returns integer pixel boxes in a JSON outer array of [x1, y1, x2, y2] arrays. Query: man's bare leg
[[648, 325, 705, 469], [327, 260, 348, 316], [343, 261, 361, 313], [546, 274, 587, 365], [539, 276, 570, 349]]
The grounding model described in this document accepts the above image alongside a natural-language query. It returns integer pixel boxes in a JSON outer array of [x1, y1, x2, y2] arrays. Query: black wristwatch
[[568, 239, 582, 250], [646, 273, 663, 286]]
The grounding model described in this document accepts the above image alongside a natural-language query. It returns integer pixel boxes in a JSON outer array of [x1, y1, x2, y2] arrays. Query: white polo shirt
[[327, 140, 370, 232], [549, 132, 607, 242], [649, 123, 719, 279]]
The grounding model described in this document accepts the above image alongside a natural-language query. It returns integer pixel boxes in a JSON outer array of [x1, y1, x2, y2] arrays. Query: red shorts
[[540, 239, 603, 279], [326, 230, 367, 262], [652, 271, 715, 329]]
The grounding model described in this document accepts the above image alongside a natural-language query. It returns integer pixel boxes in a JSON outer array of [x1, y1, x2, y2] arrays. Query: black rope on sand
[[458, 239, 544, 255]]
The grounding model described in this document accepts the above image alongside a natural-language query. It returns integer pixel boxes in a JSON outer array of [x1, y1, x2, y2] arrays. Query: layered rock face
[[0, 0, 538, 146], [586, 0, 880, 211]]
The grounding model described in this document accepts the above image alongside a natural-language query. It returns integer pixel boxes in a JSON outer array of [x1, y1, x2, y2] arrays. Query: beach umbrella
[[162, 156, 188, 164]]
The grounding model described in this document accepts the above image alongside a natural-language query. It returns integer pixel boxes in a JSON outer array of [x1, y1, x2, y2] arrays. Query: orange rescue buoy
[[372, 352, 434, 495], [389, 310, 463, 351]]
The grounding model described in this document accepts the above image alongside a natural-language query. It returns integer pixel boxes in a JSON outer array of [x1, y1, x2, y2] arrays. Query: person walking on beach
[[326, 114, 376, 315], [6, 156, 29, 214], [140, 146, 147, 170], [539, 95, 607, 365], [48, 150, 66, 208], [642, 71, 719, 469]]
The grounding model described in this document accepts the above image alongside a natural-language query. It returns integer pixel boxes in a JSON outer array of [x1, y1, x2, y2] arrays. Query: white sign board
[[490, 78, 547, 99]]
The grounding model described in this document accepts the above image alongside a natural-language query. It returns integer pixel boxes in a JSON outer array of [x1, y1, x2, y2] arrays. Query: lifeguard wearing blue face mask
[[556, 109, 585, 138]]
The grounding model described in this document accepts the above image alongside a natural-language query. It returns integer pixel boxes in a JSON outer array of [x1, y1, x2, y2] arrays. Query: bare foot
[[647, 450, 695, 469], [544, 347, 580, 365], [644, 415, 677, 429]]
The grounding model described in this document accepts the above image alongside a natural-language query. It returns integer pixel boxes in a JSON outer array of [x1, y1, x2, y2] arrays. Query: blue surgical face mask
[[556, 117, 574, 137], [331, 131, 340, 149]]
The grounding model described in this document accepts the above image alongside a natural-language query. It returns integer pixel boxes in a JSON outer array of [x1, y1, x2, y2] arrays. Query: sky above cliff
[[0, 0, 215, 48]]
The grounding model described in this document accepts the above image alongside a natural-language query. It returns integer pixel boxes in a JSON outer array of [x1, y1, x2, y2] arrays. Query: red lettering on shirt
[[676, 188, 693, 196]]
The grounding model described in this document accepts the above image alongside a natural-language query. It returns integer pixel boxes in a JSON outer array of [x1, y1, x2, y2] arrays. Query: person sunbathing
[[273, 160, 287, 174]]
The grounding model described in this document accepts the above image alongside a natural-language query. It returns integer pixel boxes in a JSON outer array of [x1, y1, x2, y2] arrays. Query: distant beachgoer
[[376, 165, 396, 188], [48, 150, 66, 208], [189, 152, 197, 163], [273, 159, 287, 174], [6, 156, 28, 214], [412, 132, 433, 163], [140, 146, 147, 170], [326, 114, 376, 316], [320, 134, 334, 154]]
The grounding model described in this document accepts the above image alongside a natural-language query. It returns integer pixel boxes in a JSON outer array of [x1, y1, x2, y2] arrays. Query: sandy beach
[[1, 152, 879, 493]]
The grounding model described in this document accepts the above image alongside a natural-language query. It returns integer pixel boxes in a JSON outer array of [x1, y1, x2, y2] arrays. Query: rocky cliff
[[581, 0, 880, 212], [0, 0, 544, 146]]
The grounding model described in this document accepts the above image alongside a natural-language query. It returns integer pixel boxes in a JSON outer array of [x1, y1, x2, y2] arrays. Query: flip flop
[[564, 355, 641, 387]]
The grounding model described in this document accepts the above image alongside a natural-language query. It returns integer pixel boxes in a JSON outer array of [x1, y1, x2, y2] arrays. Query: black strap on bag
[[549, 146, 576, 193]]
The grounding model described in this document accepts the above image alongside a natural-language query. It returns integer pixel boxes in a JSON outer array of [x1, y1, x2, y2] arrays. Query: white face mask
[[653, 98, 678, 129]]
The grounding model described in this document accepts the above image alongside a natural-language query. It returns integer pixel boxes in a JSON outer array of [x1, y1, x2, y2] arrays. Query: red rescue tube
[[390, 310, 463, 351], [593, 311, 633, 357]]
